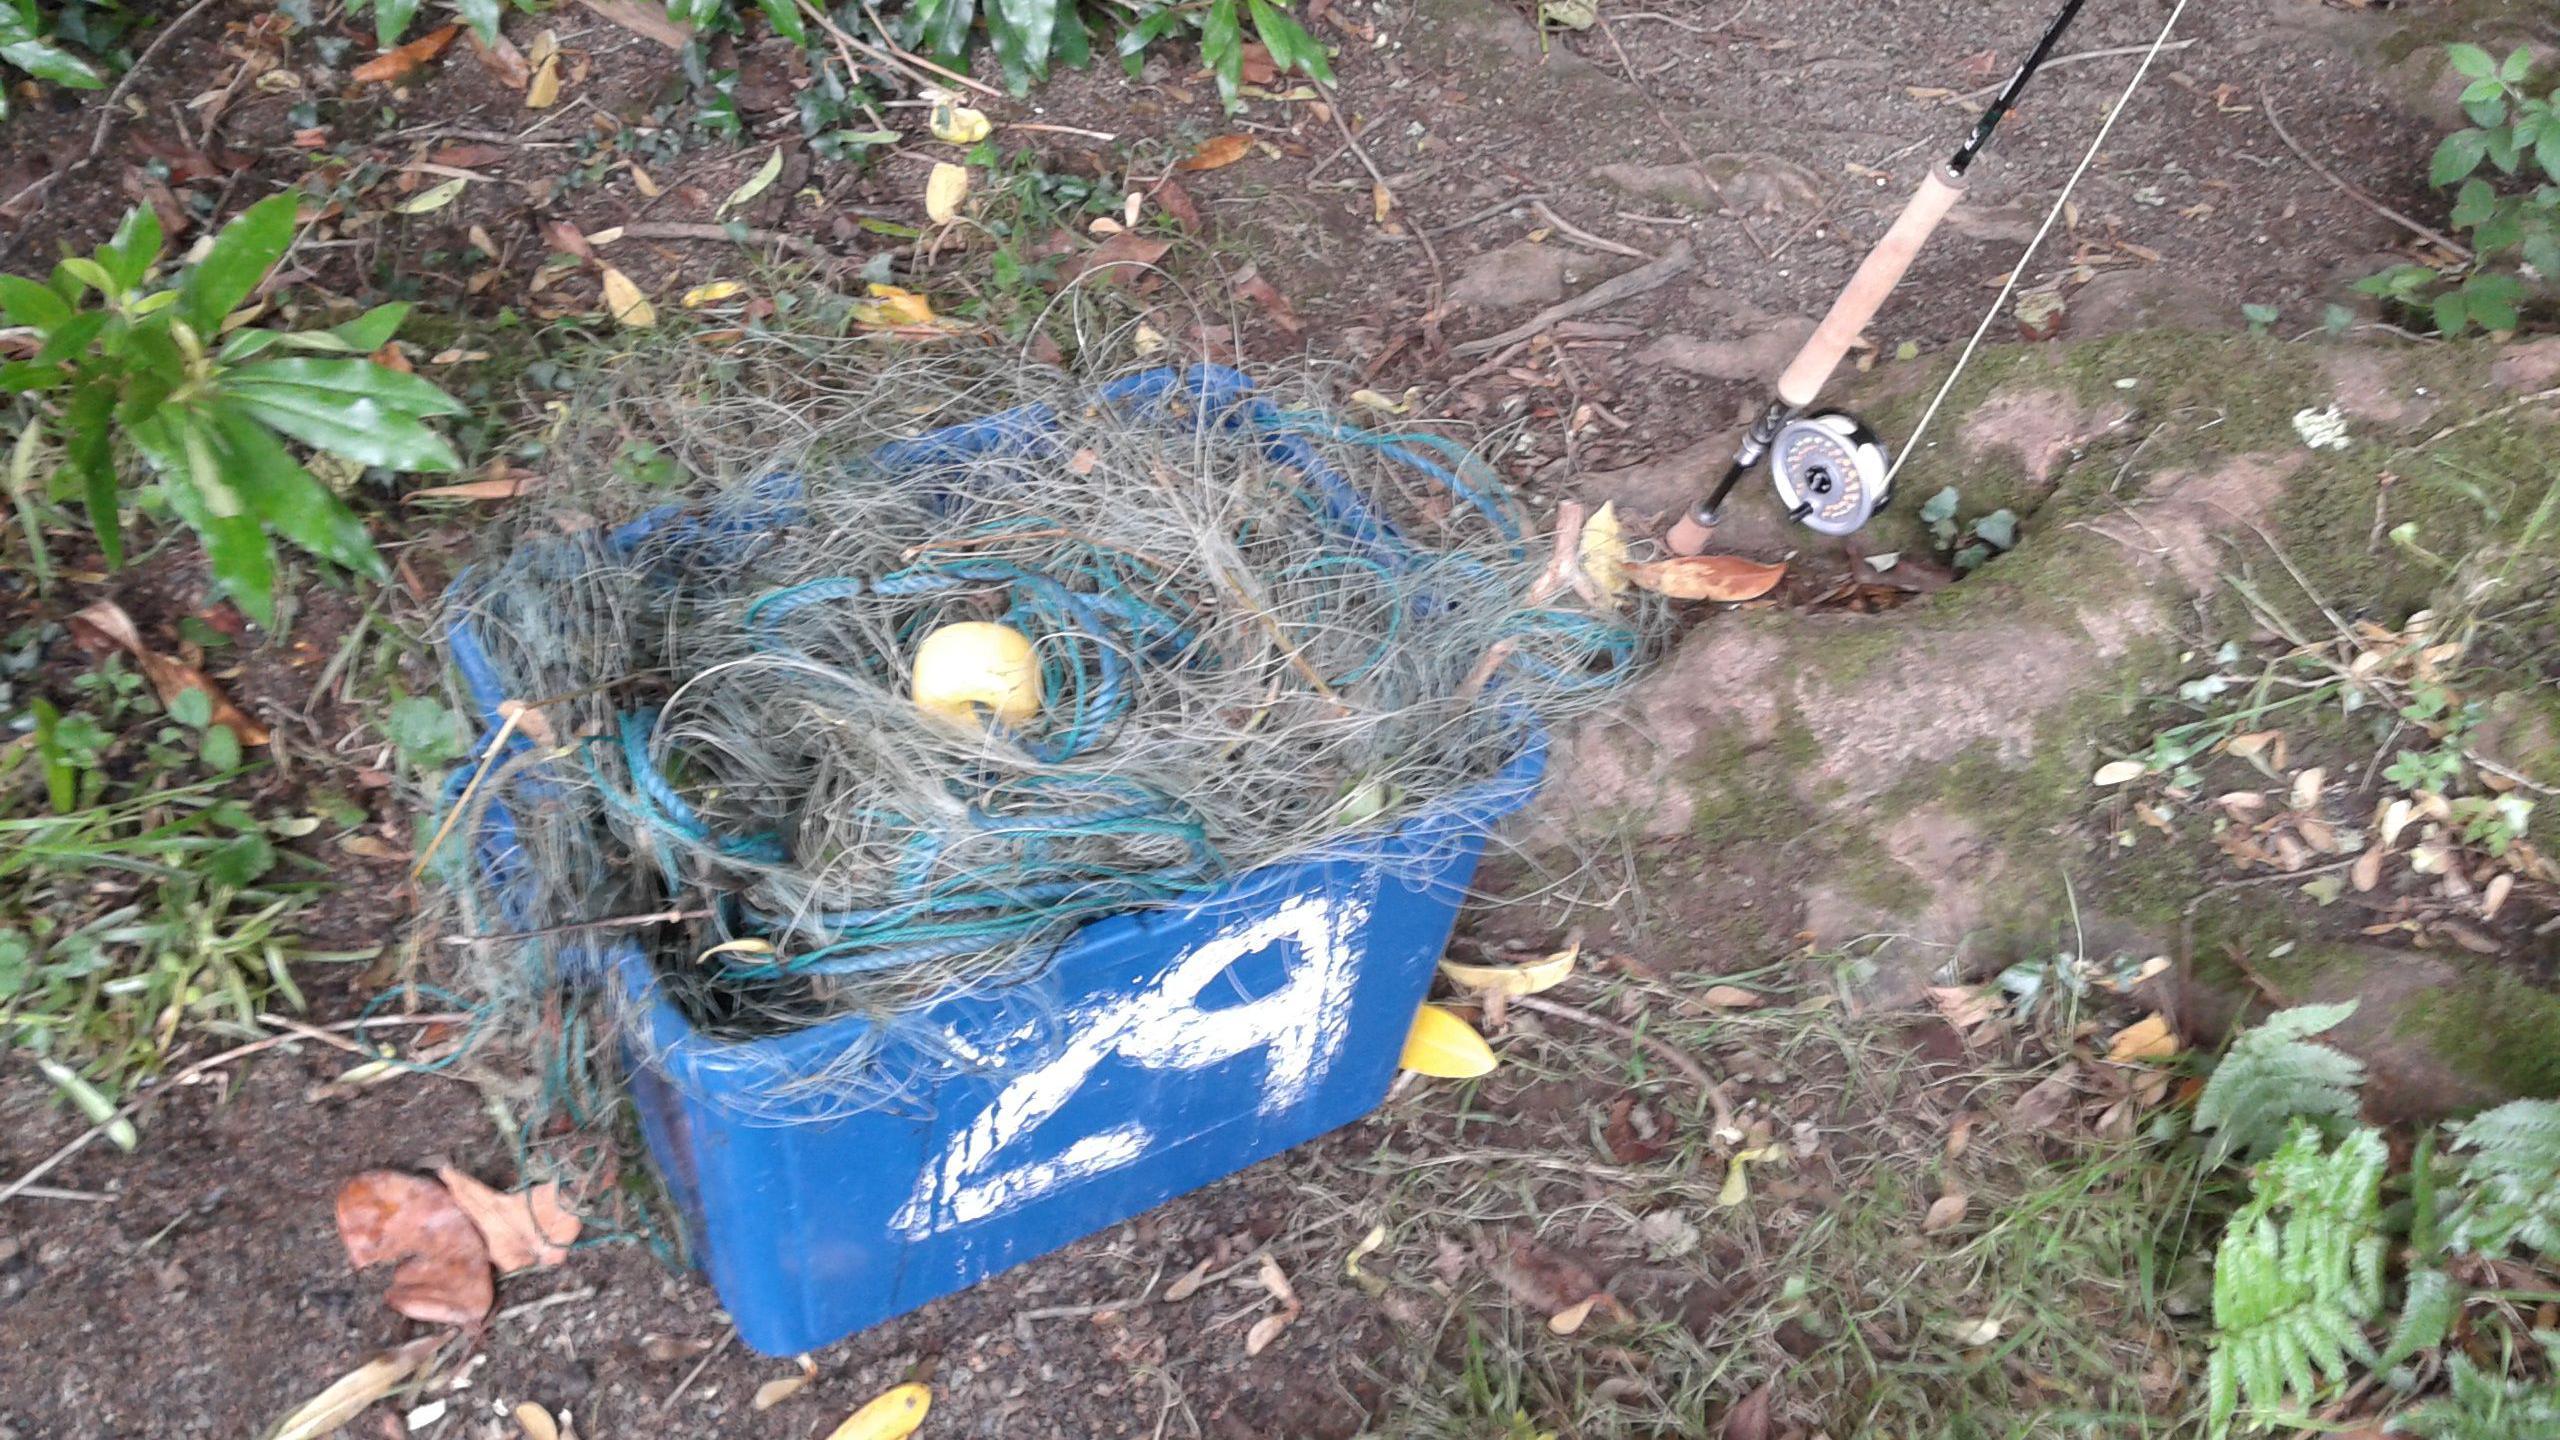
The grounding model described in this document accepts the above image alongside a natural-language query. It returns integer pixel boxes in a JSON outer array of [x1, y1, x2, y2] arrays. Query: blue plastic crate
[[450, 366, 1545, 1355]]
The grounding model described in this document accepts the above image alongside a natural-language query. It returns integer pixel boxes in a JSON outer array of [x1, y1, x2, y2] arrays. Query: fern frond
[[2444, 1099, 2560, 1261], [2197, 1001, 2366, 1166], [2205, 1124, 2388, 1434], [2377, 1267, 2456, 1372], [2388, 1353, 2560, 1440]]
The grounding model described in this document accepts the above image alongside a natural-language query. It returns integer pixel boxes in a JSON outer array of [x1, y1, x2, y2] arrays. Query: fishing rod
[[1665, 0, 2185, 553]]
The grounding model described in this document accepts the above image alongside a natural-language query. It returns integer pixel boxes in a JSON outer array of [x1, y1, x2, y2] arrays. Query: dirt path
[[2, 1, 2549, 1437]]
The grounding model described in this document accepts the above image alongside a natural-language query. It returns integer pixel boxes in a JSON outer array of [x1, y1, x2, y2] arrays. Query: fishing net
[[428, 315, 1659, 1122]]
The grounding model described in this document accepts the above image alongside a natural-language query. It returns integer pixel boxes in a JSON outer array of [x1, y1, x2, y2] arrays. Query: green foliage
[[2194, 1000, 2366, 1166], [1914, 485, 2022, 573], [2442, 1099, 2560, 1261], [2, 195, 463, 626], [2356, 43, 2558, 336], [2389, 1349, 2560, 1440], [2205, 1124, 2388, 1434], [0, 0, 103, 103]]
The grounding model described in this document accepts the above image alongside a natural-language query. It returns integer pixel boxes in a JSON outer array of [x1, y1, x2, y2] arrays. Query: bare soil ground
[[3, 0, 2553, 1437]]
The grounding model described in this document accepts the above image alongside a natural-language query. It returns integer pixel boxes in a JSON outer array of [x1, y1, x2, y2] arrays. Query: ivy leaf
[[1917, 485, 1960, 525], [1971, 508, 2019, 552]]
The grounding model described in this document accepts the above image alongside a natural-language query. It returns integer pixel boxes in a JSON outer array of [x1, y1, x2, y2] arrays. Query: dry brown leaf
[[1257, 1254, 1298, 1307], [1625, 555, 1786, 602], [1720, 1380, 1776, 1440], [1244, 1305, 1297, 1355], [2351, 846, 2384, 892], [435, 1165, 579, 1272], [2092, 759, 2148, 787], [336, 1171, 495, 1327], [2380, 797, 2417, 847], [2290, 767, 2327, 811], [406, 474, 535, 502], [576, 0, 692, 48], [2009, 1062, 2081, 1131], [68, 600, 267, 745], [1067, 230, 1173, 284], [2105, 1013, 2181, 1064], [352, 23, 460, 84], [1153, 176, 1203, 230], [1371, 181, 1393, 225], [1231, 264, 1302, 335], [2481, 871, 2514, 919], [1700, 984, 1762, 1011], [525, 53, 562, 108], [470, 31, 533, 87], [1944, 1113, 1975, 1160], [1178, 134, 1254, 171], [753, 1355, 819, 1411], [2225, 730, 2281, 761], [512, 1402, 561, 1440], [1922, 1192, 1970, 1234], [1546, 1294, 1602, 1335], [267, 1338, 444, 1440], [1161, 1257, 1214, 1302], [1926, 984, 2001, 1034]]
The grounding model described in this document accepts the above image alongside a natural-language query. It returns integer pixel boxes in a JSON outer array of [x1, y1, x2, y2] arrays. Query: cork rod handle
[[1775, 170, 1966, 409]]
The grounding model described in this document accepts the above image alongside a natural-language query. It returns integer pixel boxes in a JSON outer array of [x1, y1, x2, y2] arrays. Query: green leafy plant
[[0, 0, 103, 108], [2390, 1345, 2560, 1440], [2, 194, 464, 626], [2205, 1123, 2388, 1434], [2358, 43, 2558, 336], [2442, 1099, 2560, 1261], [1915, 485, 2022, 573], [2195, 1001, 2367, 1166]]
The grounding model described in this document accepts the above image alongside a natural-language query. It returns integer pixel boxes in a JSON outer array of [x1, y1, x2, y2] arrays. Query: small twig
[[497, 1284, 600, 1323], [11, 1184, 111, 1203], [2262, 89, 2471, 261], [0, 0, 228, 215], [661, 1326, 736, 1410], [1426, 192, 1546, 238], [1015, 1257, 1167, 1338], [859, 2, 1005, 96], [1, 1015, 468, 1205], [2404, 386, 2560, 453], [614, 221, 843, 262], [1951, 40, 2198, 101], [1314, 83, 1446, 342], [443, 906, 717, 948], [1452, 243, 1694, 357], [1528, 200, 1648, 260], [1011, 121, 1117, 141], [1511, 994, 1739, 1140]]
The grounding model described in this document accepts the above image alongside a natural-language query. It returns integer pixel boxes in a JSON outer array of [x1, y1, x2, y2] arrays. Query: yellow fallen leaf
[[1717, 1144, 1782, 1207], [268, 1339, 442, 1440], [1179, 134, 1254, 171], [853, 283, 937, 328], [1579, 502, 1627, 599], [1348, 388, 1411, 415], [1133, 321, 1166, 355], [2105, 1012, 2181, 1064], [628, 159, 662, 197], [823, 1384, 931, 1440], [720, 146, 785, 220], [511, 1402, 559, 1440], [1399, 1003, 1495, 1078], [524, 51, 561, 108], [2092, 760, 2147, 787], [926, 162, 969, 223], [697, 937, 774, 963], [1371, 180, 1392, 225], [396, 177, 468, 214], [2225, 730, 2281, 761], [1244, 1306, 1296, 1355], [1344, 1224, 1386, 1282], [683, 280, 746, 307], [599, 266, 655, 328], [1439, 946, 1576, 997], [929, 98, 992, 144]]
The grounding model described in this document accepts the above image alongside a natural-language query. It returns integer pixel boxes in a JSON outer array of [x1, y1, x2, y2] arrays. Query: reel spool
[[1769, 411, 1892, 537]]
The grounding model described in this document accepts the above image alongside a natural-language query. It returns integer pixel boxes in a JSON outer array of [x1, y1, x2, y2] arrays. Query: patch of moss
[[2399, 963, 2560, 1098]]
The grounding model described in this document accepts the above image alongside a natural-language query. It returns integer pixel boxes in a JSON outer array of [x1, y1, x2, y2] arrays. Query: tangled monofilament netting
[[434, 323, 1657, 1116]]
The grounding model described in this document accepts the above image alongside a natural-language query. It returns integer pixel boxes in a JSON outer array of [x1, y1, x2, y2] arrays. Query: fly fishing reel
[[1768, 412, 1892, 537]]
